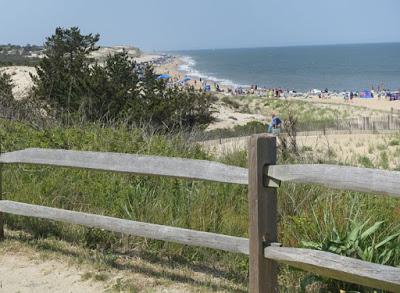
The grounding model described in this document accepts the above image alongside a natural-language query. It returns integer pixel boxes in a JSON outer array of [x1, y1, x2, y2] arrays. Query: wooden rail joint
[[263, 165, 281, 188], [263, 241, 282, 251]]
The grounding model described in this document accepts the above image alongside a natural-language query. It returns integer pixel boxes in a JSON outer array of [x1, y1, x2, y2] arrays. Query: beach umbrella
[[156, 74, 171, 80], [182, 76, 191, 82], [361, 90, 372, 98]]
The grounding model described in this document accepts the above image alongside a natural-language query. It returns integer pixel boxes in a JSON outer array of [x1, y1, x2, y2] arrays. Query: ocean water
[[173, 43, 400, 91]]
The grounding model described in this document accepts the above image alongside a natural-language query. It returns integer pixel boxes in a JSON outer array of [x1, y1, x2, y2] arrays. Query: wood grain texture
[[0, 148, 248, 185], [268, 164, 400, 197], [3, 149, 400, 197], [265, 246, 400, 292], [248, 134, 278, 293], [0, 200, 249, 254]]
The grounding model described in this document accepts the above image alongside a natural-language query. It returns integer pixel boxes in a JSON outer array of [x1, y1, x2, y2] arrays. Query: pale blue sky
[[1, 0, 399, 51]]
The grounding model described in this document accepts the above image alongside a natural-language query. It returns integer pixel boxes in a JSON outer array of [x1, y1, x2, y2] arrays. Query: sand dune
[[0, 66, 36, 100]]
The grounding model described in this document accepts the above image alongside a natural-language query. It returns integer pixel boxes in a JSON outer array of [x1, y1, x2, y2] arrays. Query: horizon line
[[162, 41, 400, 53], [2, 40, 399, 53]]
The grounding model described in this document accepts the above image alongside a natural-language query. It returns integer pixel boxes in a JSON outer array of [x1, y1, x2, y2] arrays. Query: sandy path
[[0, 234, 246, 293], [0, 253, 105, 293]]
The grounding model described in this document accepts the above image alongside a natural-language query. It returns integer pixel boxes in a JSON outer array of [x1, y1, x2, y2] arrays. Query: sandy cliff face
[[89, 46, 141, 63]]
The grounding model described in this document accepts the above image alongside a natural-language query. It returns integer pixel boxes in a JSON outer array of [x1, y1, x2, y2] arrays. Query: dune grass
[[1, 119, 400, 291]]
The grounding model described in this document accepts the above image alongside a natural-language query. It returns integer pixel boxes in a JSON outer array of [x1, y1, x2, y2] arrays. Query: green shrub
[[221, 96, 240, 109], [380, 151, 389, 169], [358, 155, 374, 168], [302, 220, 400, 291], [31, 27, 215, 129]]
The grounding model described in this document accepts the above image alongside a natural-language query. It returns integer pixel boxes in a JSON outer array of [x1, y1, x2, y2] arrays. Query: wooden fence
[[201, 113, 400, 142], [296, 114, 400, 135], [1, 135, 400, 292]]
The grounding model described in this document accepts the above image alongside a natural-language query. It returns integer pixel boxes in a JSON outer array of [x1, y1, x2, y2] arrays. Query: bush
[[358, 155, 374, 168], [31, 27, 216, 130], [0, 72, 15, 108]]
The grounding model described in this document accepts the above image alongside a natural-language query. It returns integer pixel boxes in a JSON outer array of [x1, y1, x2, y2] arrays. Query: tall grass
[[1, 119, 400, 290]]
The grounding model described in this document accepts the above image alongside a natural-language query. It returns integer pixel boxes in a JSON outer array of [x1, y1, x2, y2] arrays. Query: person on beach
[[267, 112, 282, 134]]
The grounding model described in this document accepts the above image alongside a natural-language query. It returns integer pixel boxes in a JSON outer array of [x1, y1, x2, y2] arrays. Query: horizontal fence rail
[[265, 246, 400, 292], [2, 148, 400, 197], [0, 148, 400, 197], [3, 199, 399, 292], [0, 148, 248, 185], [268, 164, 400, 197], [1, 144, 400, 292], [0, 200, 249, 255]]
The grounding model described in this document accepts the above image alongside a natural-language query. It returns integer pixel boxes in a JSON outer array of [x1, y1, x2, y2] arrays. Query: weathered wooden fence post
[[248, 134, 278, 293]]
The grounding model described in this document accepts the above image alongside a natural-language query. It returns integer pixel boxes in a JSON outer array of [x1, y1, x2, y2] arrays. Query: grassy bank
[[1, 119, 400, 291]]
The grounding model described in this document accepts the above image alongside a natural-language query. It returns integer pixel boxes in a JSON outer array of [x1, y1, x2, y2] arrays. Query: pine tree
[[31, 27, 99, 116]]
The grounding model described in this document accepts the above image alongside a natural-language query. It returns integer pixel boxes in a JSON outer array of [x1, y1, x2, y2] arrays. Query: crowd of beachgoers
[[2, 50, 399, 108], [150, 54, 400, 102]]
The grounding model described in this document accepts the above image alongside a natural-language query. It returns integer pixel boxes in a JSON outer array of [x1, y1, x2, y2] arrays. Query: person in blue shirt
[[267, 112, 282, 133]]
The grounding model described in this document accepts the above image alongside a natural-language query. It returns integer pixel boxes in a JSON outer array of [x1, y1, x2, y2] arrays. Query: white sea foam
[[177, 55, 249, 88]]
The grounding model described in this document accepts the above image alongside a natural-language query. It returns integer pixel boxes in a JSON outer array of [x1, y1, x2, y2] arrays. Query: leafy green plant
[[302, 220, 400, 291], [379, 151, 389, 169], [358, 155, 374, 168]]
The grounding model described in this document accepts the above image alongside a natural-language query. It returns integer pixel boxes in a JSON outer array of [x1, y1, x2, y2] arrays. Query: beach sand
[[0, 66, 36, 100], [305, 95, 400, 112]]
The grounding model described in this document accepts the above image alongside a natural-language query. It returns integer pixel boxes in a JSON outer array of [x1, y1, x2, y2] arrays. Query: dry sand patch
[[0, 252, 105, 293], [202, 132, 400, 169], [0, 236, 245, 293], [0, 66, 36, 100]]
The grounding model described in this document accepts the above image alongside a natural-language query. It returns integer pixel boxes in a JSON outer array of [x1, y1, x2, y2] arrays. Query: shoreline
[[154, 53, 399, 98], [3, 51, 400, 132]]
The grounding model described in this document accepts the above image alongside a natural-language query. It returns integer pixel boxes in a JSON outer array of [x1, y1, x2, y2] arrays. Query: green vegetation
[[0, 72, 15, 107], [30, 27, 215, 129], [1, 119, 400, 292], [0, 44, 42, 67], [221, 96, 240, 110], [302, 220, 400, 291], [2, 26, 400, 293], [204, 121, 266, 140], [358, 155, 374, 168], [0, 119, 248, 279], [0, 71, 40, 123], [389, 139, 400, 146], [263, 99, 341, 130]]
